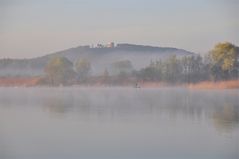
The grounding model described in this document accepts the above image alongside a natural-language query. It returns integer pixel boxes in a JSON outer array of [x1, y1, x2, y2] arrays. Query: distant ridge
[[46, 43, 193, 57], [0, 43, 195, 76]]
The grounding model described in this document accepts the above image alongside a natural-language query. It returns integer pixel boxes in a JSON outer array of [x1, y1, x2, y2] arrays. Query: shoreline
[[187, 80, 239, 89], [0, 79, 239, 89]]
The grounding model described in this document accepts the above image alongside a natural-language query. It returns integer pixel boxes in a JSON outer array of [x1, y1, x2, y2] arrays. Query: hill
[[0, 43, 194, 76]]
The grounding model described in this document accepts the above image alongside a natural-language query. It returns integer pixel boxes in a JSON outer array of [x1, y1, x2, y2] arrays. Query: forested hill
[[0, 43, 194, 76]]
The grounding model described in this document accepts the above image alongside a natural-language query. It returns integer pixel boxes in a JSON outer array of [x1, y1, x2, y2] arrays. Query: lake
[[0, 87, 238, 159]]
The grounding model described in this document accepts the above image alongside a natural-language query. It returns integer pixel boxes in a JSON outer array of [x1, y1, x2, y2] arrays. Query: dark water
[[0, 87, 238, 159]]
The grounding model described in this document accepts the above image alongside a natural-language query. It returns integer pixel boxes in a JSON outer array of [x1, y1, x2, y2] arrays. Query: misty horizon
[[1, 0, 239, 58], [0, 42, 194, 59], [0, 1, 239, 159]]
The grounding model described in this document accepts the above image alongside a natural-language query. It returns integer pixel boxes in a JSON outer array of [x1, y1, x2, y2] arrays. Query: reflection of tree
[[43, 95, 74, 115], [42, 92, 92, 118], [39, 89, 239, 125], [212, 103, 239, 132]]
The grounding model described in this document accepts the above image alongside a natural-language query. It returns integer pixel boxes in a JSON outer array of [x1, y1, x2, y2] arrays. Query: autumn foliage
[[0, 77, 42, 87], [188, 80, 239, 89]]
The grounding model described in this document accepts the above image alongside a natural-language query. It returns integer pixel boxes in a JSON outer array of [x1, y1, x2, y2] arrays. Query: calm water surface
[[0, 87, 238, 159]]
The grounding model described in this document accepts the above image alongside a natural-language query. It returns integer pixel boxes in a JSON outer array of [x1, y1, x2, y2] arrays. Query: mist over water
[[0, 87, 238, 159], [1, 0, 238, 158]]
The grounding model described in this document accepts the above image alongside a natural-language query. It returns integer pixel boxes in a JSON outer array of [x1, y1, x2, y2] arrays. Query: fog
[[1, 0, 238, 158], [0, 45, 192, 76], [82, 50, 190, 75], [1, 0, 238, 58], [0, 87, 238, 159]]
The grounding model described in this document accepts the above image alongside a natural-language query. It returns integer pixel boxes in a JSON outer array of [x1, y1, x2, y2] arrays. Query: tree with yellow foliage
[[74, 59, 91, 81], [45, 57, 76, 85], [209, 42, 239, 80]]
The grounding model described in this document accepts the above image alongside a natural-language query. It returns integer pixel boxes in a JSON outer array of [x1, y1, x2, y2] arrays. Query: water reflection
[[0, 88, 239, 159], [41, 89, 238, 127], [213, 103, 239, 132], [1, 88, 238, 131], [43, 94, 74, 115]]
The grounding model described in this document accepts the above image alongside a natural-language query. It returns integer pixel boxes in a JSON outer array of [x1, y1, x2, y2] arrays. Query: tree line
[[44, 42, 239, 86]]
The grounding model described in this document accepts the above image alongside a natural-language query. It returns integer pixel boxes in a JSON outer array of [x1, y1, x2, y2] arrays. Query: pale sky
[[0, 0, 238, 58]]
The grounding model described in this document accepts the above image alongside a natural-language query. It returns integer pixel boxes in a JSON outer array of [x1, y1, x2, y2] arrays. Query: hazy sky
[[0, 0, 238, 58]]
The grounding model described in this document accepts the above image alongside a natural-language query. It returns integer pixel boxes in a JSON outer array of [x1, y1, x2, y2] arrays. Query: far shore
[[187, 80, 239, 89], [0, 77, 239, 89]]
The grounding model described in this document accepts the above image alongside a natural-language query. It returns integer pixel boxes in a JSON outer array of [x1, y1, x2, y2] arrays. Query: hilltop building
[[106, 42, 115, 48], [95, 42, 115, 48]]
